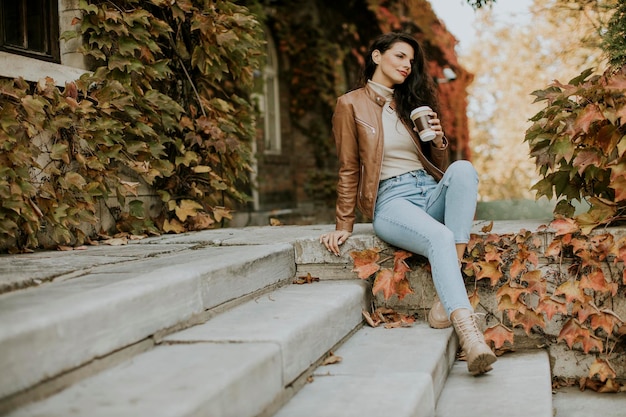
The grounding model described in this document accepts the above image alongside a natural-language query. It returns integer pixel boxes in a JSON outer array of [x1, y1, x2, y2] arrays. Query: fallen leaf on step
[[293, 273, 320, 285], [321, 352, 342, 366], [481, 221, 494, 233], [362, 310, 381, 327], [102, 237, 128, 246]]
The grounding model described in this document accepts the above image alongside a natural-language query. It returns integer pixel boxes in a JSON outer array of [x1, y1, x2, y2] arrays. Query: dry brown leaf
[[321, 352, 342, 366], [481, 221, 494, 233], [102, 237, 128, 246], [293, 273, 320, 285]]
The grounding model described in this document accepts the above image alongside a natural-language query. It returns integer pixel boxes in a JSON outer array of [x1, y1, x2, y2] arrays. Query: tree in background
[[462, 0, 614, 201], [603, 0, 626, 69]]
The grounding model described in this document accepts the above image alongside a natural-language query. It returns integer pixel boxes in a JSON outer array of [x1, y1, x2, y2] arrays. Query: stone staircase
[[0, 223, 612, 416]]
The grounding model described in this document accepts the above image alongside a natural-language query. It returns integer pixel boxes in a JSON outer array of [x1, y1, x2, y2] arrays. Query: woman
[[319, 32, 496, 375]]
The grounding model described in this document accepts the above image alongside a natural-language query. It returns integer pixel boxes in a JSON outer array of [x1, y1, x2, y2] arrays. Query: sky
[[430, 0, 534, 53]]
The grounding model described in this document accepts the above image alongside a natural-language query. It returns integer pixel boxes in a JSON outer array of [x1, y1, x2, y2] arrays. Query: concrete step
[[553, 386, 626, 417], [435, 350, 552, 417], [6, 280, 369, 417], [0, 244, 295, 401], [274, 324, 458, 417]]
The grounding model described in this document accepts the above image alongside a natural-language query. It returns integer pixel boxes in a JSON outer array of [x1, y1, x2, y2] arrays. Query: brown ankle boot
[[451, 308, 497, 375], [428, 299, 452, 329]]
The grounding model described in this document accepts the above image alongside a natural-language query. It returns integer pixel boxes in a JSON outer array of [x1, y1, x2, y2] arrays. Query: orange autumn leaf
[[572, 301, 600, 323], [550, 217, 580, 236], [509, 258, 526, 279], [545, 239, 562, 258], [484, 245, 503, 263], [394, 277, 414, 300], [521, 270, 547, 298], [536, 297, 568, 321], [558, 318, 591, 349], [554, 280, 587, 304], [579, 269, 618, 296], [580, 334, 604, 354], [511, 308, 546, 335], [481, 221, 494, 233], [484, 323, 514, 350], [589, 234, 614, 260], [372, 269, 395, 299], [350, 248, 381, 279], [498, 294, 528, 322], [393, 250, 412, 274], [589, 358, 617, 382], [474, 261, 503, 286], [590, 310, 623, 334], [496, 282, 528, 304]]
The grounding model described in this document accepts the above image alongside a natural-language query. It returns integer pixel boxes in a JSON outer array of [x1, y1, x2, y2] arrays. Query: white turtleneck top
[[367, 80, 424, 180]]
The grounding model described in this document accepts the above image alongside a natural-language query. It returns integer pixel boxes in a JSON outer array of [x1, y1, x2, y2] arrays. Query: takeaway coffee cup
[[410, 106, 437, 142]]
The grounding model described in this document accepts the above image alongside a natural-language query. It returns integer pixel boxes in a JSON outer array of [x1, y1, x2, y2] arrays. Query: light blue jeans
[[372, 160, 478, 316]]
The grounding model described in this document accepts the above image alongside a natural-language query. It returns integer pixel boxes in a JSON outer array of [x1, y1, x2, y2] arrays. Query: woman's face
[[371, 41, 414, 88]]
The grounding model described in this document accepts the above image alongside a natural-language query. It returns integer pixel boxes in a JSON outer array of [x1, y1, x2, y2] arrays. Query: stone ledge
[[291, 221, 626, 382]]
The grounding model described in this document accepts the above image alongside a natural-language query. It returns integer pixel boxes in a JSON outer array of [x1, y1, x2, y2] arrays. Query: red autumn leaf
[[579, 269, 618, 296], [573, 149, 602, 176], [572, 301, 600, 323], [372, 269, 395, 299], [350, 248, 381, 279], [570, 237, 589, 255], [590, 310, 623, 334], [393, 250, 412, 274], [484, 323, 515, 350], [511, 308, 546, 335], [558, 318, 590, 349], [589, 234, 614, 261], [521, 270, 547, 298], [484, 245, 503, 263], [545, 239, 562, 258], [536, 297, 568, 321], [474, 261, 503, 286], [550, 218, 580, 237], [605, 74, 626, 90], [509, 258, 526, 279], [485, 233, 503, 244], [554, 280, 588, 304], [574, 104, 604, 134], [589, 358, 617, 382], [580, 334, 604, 354], [496, 282, 528, 304], [394, 277, 414, 300]]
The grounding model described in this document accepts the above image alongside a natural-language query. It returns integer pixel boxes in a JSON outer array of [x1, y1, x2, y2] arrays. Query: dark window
[[0, 0, 60, 63]]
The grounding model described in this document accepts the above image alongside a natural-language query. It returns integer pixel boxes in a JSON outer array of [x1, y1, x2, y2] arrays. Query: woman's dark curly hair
[[359, 32, 440, 126]]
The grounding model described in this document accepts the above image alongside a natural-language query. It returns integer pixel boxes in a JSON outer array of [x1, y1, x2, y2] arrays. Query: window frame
[[0, 0, 61, 63]]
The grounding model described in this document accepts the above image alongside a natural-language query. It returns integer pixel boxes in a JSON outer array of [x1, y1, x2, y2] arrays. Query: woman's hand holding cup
[[411, 106, 445, 147]]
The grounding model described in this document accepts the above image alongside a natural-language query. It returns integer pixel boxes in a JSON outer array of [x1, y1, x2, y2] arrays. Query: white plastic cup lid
[[410, 106, 432, 118]]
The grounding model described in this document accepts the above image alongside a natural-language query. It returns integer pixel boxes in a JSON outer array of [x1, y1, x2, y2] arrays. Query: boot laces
[[453, 313, 484, 345]]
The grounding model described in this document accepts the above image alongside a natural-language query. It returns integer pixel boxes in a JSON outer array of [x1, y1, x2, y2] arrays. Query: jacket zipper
[[355, 118, 376, 134]]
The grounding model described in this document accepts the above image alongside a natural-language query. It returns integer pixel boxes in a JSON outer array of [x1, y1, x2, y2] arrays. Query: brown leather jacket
[[332, 84, 449, 232]]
